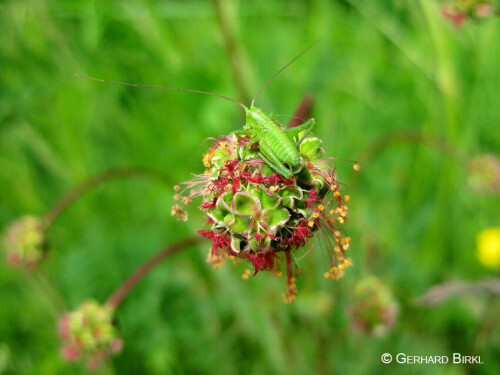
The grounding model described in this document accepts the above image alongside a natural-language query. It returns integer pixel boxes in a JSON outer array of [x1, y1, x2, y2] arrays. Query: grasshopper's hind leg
[[258, 141, 293, 179], [284, 118, 315, 146]]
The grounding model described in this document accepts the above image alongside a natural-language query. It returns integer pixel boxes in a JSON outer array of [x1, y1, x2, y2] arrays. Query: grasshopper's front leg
[[235, 128, 258, 160], [284, 118, 315, 146], [239, 134, 261, 160]]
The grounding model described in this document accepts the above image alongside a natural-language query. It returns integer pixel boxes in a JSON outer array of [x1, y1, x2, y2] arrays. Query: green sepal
[[249, 235, 271, 253], [296, 208, 311, 218], [217, 191, 233, 212], [261, 207, 290, 229], [208, 209, 226, 225], [213, 158, 224, 170], [230, 235, 242, 253], [281, 197, 294, 209], [224, 213, 252, 233], [212, 148, 230, 161], [300, 137, 322, 160], [261, 165, 274, 177], [233, 192, 261, 216], [280, 187, 302, 199], [251, 188, 280, 210]]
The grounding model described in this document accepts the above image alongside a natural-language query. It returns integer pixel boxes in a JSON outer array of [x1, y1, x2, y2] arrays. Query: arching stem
[[42, 167, 172, 230], [106, 237, 203, 309], [288, 93, 314, 128]]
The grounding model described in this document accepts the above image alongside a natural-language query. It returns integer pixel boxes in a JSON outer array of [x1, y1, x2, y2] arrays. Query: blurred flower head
[[173, 132, 355, 303], [476, 227, 500, 269], [467, 154, 500, 194], [348, 276, 398, 337], [2, 215, 44, 271], [441, 0, 495, 27], [58, 300, 122, 371]]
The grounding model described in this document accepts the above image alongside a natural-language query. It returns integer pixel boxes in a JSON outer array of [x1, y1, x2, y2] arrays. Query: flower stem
[[106, 237, 202, 309], [42, 167, 172, 230], [288, 94, 314, 128], [24, 269, 66, 318]]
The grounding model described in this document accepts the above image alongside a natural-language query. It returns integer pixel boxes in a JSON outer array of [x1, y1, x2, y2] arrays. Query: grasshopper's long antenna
[[251, 41, 319, 107], [76, 74, 246, 109]]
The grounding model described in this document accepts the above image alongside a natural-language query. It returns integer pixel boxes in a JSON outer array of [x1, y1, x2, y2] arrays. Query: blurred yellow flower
[[476, 227, 500, 269]]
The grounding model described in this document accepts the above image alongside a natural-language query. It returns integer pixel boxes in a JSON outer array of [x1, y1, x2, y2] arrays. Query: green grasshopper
[[78, 45, 316, 178]]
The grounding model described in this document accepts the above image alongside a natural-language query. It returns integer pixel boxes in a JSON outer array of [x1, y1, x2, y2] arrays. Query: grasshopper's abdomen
[[261, 128, 299, 165], [246, 106, 300, 167]]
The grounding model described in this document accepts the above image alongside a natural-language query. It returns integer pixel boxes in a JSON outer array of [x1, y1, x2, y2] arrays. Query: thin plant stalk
[[106, 237, 202, 309], [23, 269, 66, 318], [287, 93, 314, 129]]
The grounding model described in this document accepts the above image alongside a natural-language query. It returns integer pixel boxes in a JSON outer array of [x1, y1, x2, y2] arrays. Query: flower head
[[173, 129, 356, 303], [467, 154, 500, 194], [2, 215, 44, 271], [441, 0, 495, 27], [476, 227, 500, 269], [58, 300, 122, 370], [347, 276, 398, 336]]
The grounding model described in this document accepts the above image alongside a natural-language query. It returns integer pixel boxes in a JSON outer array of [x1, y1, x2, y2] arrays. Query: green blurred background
[[1, 0, 499, 374]]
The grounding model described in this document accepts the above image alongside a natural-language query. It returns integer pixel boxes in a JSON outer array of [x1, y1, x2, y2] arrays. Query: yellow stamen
[[206, 252, 225, 268], [269, 185, 280, 193]]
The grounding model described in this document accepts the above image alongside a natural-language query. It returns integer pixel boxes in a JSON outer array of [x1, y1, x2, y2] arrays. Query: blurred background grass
[[1, 0, 500, 374]]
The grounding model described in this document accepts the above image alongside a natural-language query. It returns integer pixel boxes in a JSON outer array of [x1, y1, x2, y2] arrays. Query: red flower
[[442, 6, 466, 27]]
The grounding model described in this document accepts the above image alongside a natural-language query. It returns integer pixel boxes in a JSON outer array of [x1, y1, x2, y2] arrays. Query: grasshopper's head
[[245, 106, 271, 132]]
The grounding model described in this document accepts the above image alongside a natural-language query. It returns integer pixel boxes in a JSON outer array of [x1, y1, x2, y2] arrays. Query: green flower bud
[[348, 276, 399, 337], [58, 300, 122, 370], [2, 215, 44, 271]]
